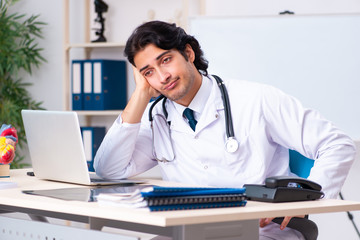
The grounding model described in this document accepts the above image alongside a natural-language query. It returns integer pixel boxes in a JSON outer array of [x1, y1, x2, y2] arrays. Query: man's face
[[134, 44, 201, 106]]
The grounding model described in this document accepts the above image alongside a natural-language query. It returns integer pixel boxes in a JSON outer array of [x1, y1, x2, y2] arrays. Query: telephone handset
[[244, 176, 325, 203], [265, 176, 322, 191]]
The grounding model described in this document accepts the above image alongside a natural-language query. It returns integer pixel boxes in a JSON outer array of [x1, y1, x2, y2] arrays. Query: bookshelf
[[62, 0, 129, 121], [62, 0, 205, 122]]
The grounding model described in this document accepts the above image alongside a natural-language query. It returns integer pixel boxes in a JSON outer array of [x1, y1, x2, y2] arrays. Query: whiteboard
[[190, 14, 360, 139]]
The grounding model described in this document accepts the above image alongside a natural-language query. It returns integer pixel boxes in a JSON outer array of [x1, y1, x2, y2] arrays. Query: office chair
[[271, 150, 318, 240], [286, 150, 360, 239], [289, 150, 315, 179]]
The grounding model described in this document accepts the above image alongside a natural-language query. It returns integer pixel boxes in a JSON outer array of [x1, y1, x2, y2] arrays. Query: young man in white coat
[[94, 21, 356, 239]]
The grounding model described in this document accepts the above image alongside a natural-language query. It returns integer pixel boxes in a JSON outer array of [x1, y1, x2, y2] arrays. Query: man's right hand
[[132, 66, 160, 99], [121, 67, 160, 124]]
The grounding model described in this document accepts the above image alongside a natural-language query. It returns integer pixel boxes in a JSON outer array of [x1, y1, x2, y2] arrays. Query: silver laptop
[[21, 110, 144, 186]]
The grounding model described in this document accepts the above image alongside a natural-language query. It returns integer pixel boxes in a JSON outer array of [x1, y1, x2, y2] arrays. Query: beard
[[162, 65, 197, 103], [165, 77, 194, 102]]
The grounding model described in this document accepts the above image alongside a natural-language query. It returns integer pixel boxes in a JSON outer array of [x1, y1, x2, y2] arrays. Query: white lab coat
[[94, 75, 355, 239], [95, 75, 355, 199]]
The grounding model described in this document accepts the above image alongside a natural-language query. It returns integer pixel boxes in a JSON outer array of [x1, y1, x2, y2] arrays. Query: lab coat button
[[215, 114, 219, 118], [194, 135, 199, 139], [204, 165, 208, 170]]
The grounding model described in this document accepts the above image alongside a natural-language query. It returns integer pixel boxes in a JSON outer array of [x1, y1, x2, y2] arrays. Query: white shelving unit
[[62, 0, 204, 125], [62, 0, 128, 124]]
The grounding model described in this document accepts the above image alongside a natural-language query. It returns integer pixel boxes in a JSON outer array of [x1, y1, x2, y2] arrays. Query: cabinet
[[62, 0, 205, 125]]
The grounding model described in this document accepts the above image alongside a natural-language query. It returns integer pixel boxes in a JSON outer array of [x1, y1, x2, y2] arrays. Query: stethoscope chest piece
[[225, 137, 239, 153]]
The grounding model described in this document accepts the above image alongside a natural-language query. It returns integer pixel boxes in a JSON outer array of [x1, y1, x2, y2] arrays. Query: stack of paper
[[97, 186, 247, 211]]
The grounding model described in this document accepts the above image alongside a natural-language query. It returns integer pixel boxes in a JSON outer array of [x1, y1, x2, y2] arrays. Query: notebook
[[21, 110, 144, 186], [96, 186, 247, 211]]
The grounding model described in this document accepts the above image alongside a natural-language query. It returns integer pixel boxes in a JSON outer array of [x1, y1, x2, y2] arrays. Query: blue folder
[[140, 186, 247, 211], [83, 60, 93, 110], [140, 186, 246, 197], [71, 60, 84, 110], [80, 127, 106, 172], [91, 59, 127, 110]]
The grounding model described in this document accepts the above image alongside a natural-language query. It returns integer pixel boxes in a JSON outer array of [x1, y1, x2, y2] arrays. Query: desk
[[1, 169, 360, 240]]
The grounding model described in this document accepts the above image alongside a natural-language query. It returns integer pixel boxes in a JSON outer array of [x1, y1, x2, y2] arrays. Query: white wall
[[7, 0, 64, 111], [6, 0, 360, 239], [205, 0, 360, 16], [190, 14, 360, 140]]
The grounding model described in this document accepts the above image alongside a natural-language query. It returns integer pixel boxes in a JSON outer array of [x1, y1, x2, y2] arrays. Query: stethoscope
[[149, 75, 239, 162]]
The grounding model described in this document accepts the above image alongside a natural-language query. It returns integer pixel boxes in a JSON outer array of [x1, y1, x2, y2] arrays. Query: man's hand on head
[[132, 66, 160, 99]]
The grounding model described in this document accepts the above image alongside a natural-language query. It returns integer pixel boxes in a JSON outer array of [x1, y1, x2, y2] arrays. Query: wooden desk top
[[1, 169, 360, 227]]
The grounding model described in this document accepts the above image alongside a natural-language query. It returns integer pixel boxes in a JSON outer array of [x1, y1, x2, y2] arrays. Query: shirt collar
[[173, 75, 212, 118]]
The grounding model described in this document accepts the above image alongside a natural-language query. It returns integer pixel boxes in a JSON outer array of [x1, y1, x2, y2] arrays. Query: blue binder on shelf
[[83, 60, 93, 110], [71, 60, 83, 110], [91, 59, 127, 110], [80, 127, 106, 172]]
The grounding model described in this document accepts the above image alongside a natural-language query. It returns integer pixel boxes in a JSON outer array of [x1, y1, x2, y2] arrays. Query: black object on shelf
[[92, 0, 108, 42]]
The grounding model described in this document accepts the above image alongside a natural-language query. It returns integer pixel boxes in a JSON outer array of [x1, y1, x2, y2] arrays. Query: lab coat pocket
[[224, 133, 265, 179]]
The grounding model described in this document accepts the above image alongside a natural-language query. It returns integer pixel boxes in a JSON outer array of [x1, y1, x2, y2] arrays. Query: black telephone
[[244, 176, 325, 203]]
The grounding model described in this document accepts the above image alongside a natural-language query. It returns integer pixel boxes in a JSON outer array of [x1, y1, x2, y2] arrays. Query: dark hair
[[124, 21, 208, 76]]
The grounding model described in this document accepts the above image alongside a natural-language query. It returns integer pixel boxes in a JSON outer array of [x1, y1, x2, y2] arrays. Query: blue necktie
[[183, 108, 197, 131]]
